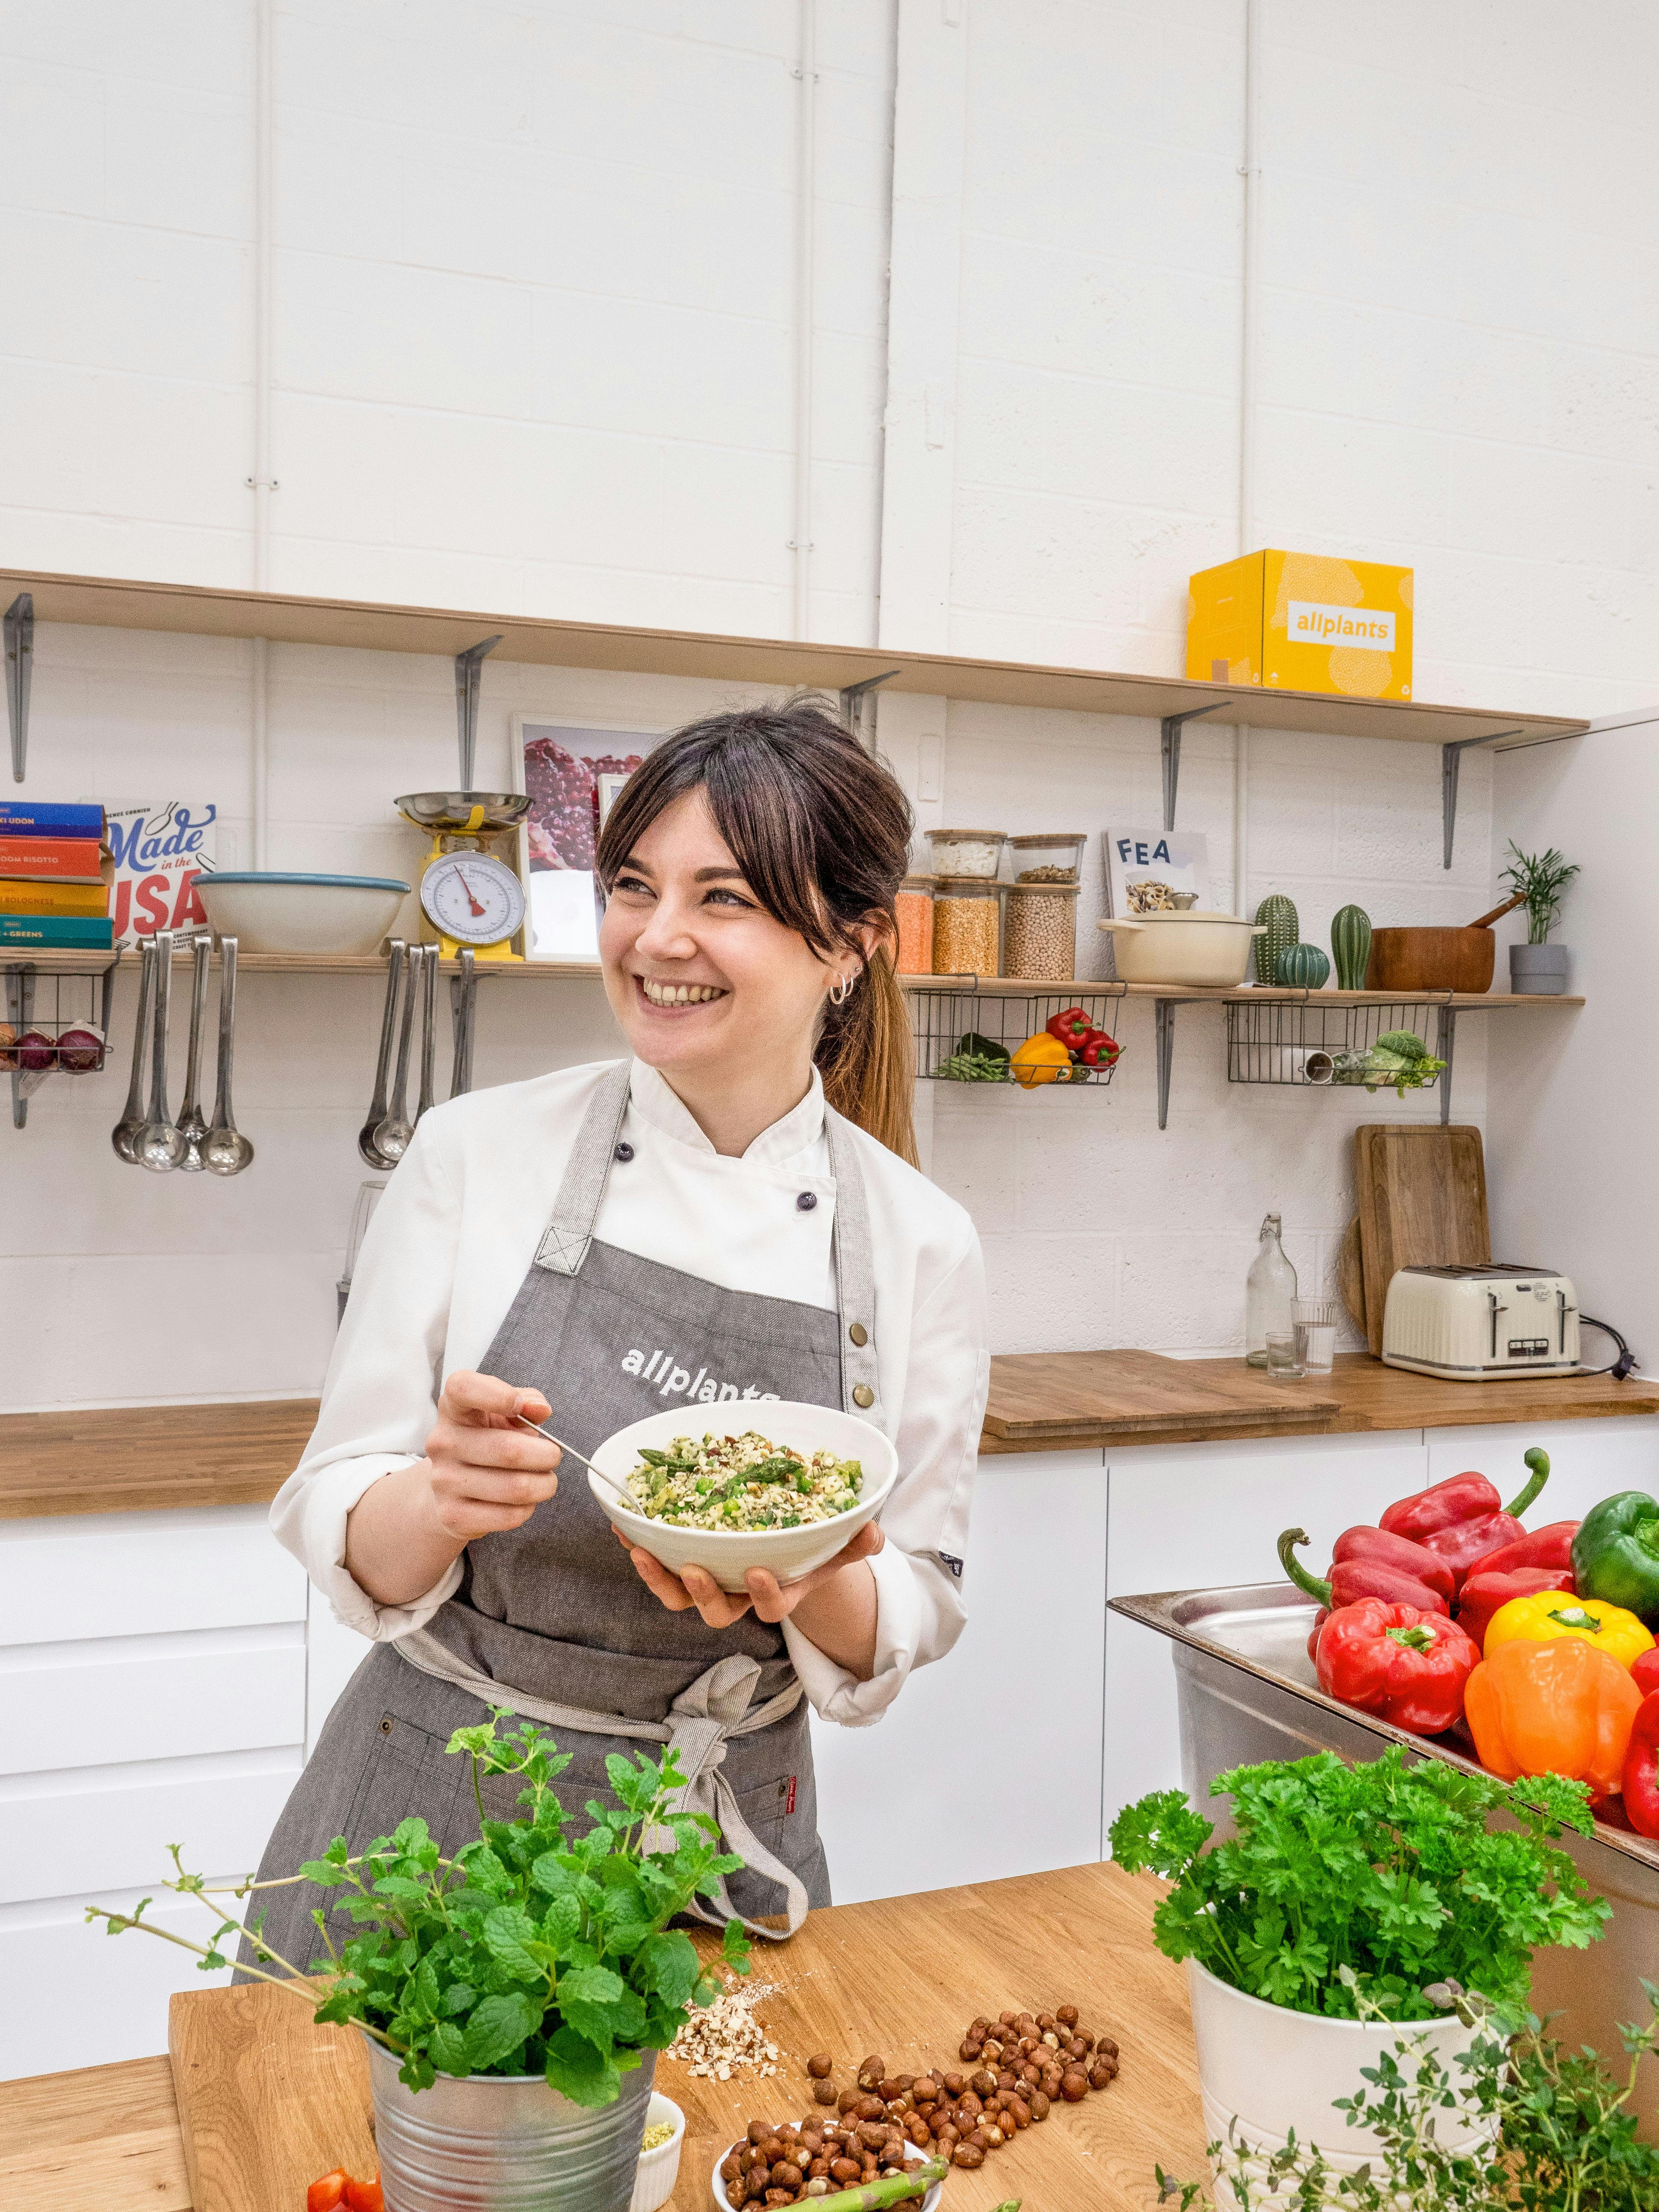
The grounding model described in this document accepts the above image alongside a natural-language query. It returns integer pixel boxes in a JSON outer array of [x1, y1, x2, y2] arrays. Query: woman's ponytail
[[815, 944, 917, 1167]]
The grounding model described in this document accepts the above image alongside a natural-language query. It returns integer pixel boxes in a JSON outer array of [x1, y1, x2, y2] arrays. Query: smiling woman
[[253, 694, 988, 1968]]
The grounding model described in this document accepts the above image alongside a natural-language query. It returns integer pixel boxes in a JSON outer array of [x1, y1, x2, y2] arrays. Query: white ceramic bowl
[[630, 2090, 684, 2212], [194, 872, 410, 956], [589, 1399, 897, 1594], [711, 2139, 945, 2212], [1097, 910, 1266, 987]]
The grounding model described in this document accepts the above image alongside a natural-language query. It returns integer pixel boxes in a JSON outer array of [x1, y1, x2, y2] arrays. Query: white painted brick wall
[[0, 2, 1653, 1409]]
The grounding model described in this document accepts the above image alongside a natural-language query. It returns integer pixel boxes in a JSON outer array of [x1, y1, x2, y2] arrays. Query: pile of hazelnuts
[[716, 2003, 1121, 2203]]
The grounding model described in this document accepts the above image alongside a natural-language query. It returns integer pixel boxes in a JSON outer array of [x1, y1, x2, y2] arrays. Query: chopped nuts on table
[[668, 1980, 782, 2080]]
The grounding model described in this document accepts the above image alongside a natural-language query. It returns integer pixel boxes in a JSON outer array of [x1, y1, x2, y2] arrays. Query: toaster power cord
[[1579, 1316, 1639, 1380]]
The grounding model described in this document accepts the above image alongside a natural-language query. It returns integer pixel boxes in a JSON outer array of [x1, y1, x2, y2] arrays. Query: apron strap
[[392, 1635, 809, 1939], [822, 1105, 884, 1425], [533, 1059, 634, 1278]]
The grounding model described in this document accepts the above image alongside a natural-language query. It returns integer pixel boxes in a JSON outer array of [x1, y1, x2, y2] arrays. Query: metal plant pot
[[1510, 941, 1569, 994], [365, 2034, 656, 2212]]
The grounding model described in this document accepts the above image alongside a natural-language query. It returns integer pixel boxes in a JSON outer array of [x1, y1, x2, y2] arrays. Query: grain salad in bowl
[[588, 1400, 898, 1592], [630, 1431, 864, 1533]]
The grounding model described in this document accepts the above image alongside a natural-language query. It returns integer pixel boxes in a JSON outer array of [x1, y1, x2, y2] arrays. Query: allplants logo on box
[[1287, 600, 1396, 650]]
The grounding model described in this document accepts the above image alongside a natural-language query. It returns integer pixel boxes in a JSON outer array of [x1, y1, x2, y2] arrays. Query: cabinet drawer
[[0, 1630, 305, 1777], [0, 1507, 306, 1647], [0, 1753, 302, 1905]]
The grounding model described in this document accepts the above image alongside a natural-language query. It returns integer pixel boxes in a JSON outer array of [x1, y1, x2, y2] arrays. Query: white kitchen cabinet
[[0, 1505, 309, 2081], [1101, 1431, 1431, 1845], [810, 1449, 1108, 1905]]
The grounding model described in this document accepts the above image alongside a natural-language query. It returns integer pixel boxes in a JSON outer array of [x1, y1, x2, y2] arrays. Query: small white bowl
[[711, 2139, 945, 2212], [631, 2090, 684, 2212], [194, 872, 410, 956], [589, 1400, 897, 1594]]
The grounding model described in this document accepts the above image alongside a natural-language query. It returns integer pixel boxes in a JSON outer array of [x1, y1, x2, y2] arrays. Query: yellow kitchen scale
[[393, 637, 530, 960]]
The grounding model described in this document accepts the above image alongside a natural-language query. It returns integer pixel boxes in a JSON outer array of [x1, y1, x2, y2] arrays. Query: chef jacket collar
[[627, 1058, 828, 1169]]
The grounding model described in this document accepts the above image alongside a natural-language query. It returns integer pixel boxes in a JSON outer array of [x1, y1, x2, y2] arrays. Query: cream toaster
[[1381, 1263, 1579, 1380]]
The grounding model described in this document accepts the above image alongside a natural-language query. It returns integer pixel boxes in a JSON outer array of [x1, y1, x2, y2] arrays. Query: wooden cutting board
[[983, 1346, 1339, 1439], [1354, 1124, 1490, 1357]]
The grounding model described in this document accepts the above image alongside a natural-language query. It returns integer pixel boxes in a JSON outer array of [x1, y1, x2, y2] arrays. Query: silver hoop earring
[[829, 972, 853, 1006]]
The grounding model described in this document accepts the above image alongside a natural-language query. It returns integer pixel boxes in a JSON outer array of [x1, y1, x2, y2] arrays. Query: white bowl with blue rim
[[194, 872, 411, 955], [589, 1399, 897, 1593]]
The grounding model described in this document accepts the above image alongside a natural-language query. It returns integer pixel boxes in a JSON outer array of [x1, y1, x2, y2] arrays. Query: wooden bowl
[[1365, 927, 1494, 994]]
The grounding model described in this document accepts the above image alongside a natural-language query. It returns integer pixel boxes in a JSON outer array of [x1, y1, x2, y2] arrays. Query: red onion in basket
[[15, 1027, 56, 1072], [56, 1023, 105, 1073]]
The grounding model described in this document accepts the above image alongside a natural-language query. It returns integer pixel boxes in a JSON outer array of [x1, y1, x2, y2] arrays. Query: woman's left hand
[[614, 1520, 883, 1628]]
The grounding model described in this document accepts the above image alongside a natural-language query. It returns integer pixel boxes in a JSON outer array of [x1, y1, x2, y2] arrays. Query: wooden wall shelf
[[2, 565, 1587, 751]]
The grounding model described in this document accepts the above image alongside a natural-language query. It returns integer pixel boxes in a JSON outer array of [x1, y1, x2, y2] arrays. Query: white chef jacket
[[271, 1059, 988, 1729]]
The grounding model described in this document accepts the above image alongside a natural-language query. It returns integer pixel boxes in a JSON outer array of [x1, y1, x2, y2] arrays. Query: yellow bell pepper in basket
[[1009, 1031, 1072, 1089], [1483, 1588, 1654, 1671]]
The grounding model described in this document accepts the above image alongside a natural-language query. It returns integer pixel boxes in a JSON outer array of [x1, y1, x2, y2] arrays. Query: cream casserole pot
[[1096, 911, 1266, 987]]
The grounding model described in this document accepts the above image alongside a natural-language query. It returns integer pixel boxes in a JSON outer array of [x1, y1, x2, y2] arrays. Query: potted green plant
[[1110, 1749, 1607, 2210], [1499, 841, 1579, 995], [87, 1711, 751, 2212]]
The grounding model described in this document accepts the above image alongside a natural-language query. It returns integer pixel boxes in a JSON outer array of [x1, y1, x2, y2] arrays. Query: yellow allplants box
[[1186, 550, 1414, 700]]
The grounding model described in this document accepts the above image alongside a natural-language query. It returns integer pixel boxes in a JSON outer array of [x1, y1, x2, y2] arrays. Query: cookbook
[[1102, 828, 1213, 916]]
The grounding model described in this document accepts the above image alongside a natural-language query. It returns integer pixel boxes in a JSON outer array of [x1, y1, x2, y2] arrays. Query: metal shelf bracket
[[839, 668, 900, 754], [5, 593, 33, 784], [454, 635, 503, 788], [1161, 700, 1233, 830], [1435, 1004, 1458, 1124], [1441, 728, 1520, 869], [1154, 998, 1178, 1128]]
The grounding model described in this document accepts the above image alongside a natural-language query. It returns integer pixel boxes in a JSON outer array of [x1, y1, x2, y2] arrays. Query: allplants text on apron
[[621, 1345, 784, 1404]]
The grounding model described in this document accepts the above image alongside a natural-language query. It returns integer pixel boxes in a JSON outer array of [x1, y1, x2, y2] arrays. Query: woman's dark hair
[[595, 694, 918, 1164]]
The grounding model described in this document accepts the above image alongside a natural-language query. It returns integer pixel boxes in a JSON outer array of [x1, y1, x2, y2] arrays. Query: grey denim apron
[[245, 1062, 885, 1973]]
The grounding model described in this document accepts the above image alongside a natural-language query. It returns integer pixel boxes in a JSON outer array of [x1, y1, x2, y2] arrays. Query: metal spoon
[[449, 946, 477, 1099], [358, 939, 406, 1167], [414, 939, 438, 1125], [111, 936, 157, 1163], [136, 933, 187, 1173], [513, 1412, 642, 1513], [374, 940, 420, 1162], [175, 935, 212, 1172], [201, 936, 255, 1176]]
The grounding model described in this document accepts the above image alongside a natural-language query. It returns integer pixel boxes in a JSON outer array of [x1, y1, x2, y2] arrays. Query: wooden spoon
[[1468, 891, 1526, 930]]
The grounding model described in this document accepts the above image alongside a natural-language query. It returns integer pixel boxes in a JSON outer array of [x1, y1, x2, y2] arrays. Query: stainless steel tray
[[1112, 1580, 1659, 2135]]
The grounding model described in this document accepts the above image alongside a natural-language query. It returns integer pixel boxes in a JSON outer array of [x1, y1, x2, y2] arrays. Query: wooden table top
[[0, 1862, 1206, 2212]]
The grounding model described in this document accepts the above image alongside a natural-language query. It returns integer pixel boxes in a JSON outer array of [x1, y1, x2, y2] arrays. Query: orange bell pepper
[[1464, 1635, 1643, 1797]]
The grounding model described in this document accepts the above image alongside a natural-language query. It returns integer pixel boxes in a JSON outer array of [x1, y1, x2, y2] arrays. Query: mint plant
[[1110, 1749, 1607, 2023], [87, 1709, 751, 2104]]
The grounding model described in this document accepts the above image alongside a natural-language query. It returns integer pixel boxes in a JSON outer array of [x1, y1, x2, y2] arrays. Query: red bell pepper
[[1457, 1563, 1577, 1653], [1379, 1447, 1552, 1592], [1621, 1690, 1659, 1839], [1465, 1519, 1578, 1580], [1079, 1030, 1120, 1068], [1046, 1007, 1093, 1049], [1633, 1648, 1659, 1699], [1279, 1526, 1452, 1618], [1313, 1598, 1481, 1734]]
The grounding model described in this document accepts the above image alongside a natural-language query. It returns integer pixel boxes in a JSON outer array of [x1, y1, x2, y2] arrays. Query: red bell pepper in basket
[[1621, 1691, 1659, 1839], [1313, 1599, 1481, 1735], [1457, 1563, 1577, 1652], [1046, 1007, 1094, 1049], [1379, 1447, 1553, 1591], [1279, 1526, 1452, 1617]]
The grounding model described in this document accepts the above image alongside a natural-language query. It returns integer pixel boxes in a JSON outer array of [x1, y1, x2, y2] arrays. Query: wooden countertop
[[980, 1348, 1659, 1453], [7, 1349, 1659, 1521], [0, 1861, 1205, 2212]]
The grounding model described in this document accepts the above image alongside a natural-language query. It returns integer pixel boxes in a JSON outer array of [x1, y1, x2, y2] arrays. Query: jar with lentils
[[894, 874, 936, 974], [1004, 882, 1078, 981], [931, 879, 1001, 976]]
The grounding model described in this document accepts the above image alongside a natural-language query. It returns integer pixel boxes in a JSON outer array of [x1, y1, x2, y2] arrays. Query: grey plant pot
[[1510, 941, 1569, 995]]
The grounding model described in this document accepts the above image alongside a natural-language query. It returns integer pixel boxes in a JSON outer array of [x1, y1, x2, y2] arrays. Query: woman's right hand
[[344, 1371, 562, 1607]]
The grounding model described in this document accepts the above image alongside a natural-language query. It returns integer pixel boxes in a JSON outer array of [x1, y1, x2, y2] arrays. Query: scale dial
[[420, 851, 526, 946]]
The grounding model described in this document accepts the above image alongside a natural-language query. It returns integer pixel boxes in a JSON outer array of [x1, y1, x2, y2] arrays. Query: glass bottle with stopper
[[1245, 1211, 1298, 1368]]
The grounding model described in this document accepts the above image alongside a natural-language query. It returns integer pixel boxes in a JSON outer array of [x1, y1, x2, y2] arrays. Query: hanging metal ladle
[[201, 936, 255, 1176], [175, 934, 212, 1172], [136, 932, 187, 1172], [111, 935, 157, 1163]]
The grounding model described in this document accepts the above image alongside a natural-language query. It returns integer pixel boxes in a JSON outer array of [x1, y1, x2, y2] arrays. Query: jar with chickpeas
[[1004, 882, 1078, 981]]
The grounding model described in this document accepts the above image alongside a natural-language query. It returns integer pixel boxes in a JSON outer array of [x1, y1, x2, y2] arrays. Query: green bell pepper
[[1571, 1491, 1659, 1627]]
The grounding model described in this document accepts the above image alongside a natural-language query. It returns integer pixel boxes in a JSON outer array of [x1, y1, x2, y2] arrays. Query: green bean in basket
[[630, 1430, 863, 1531]]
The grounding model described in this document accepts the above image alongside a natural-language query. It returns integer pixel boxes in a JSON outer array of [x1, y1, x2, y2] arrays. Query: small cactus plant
[[1254, 894, 1299, 987], [1330, 903, 1373, 990], [1276, 941, 1331, 989]]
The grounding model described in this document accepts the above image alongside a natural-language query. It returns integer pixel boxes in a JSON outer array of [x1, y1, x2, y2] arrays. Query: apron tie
[[394, 1631, 810, 1939]]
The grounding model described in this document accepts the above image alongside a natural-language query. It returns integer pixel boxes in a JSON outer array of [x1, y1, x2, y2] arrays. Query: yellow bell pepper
[[1484, 1588, 1655, 1670], [1009, 1031, 1071, 1089]]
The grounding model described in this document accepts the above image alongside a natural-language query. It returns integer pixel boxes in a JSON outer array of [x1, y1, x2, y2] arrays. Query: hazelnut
[[1089, 2057, 1119, 2091], [1061, 2071, 1089, 2103], [952, 2144, 985, 2169], [1057, 2004, 1079, 2027], [812, 2080, 837, 2107], [1030, 2091, 1051, 2122], [806, 2053, 833, 2079], [856, 2056, 887, 2090]]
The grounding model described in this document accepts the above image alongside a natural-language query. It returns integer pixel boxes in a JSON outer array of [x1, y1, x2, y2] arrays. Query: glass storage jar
[[894, 874, 935, 974], [926, 827, 1006, 880], [1004, 882, 1079, 981], [931, 879, 1001, 976], [1008, 832, 1086, 885]]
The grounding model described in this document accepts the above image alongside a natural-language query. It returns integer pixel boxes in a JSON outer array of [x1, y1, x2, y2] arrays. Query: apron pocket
[[729, 1775, 792, 1858], [343, 1707, 469, 1856]]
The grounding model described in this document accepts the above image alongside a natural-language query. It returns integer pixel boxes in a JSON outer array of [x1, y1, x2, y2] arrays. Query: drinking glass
[[1295, 1298, 1339, 1375], [1266, 1331, 1304, 1379]]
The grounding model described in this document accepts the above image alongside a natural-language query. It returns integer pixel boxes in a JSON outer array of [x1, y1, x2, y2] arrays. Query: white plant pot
[[1187, 1960, 1487, 2208]]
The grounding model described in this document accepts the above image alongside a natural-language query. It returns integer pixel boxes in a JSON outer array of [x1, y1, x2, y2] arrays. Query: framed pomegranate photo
[[511, 717, 653, 961]]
